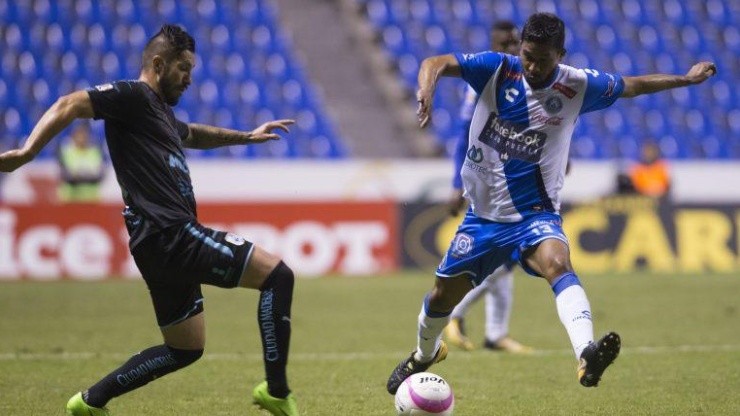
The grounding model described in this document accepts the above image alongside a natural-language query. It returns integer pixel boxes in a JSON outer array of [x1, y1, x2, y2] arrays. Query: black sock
[[258, 261, 295, 399], [84, 344, 203, 407]]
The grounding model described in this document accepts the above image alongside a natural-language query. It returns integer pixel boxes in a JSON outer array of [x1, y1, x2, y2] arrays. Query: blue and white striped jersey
[[454, 51, 624, 222]]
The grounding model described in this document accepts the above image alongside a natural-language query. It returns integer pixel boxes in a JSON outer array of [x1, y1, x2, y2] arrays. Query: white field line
[[1, 344, 739, 362]]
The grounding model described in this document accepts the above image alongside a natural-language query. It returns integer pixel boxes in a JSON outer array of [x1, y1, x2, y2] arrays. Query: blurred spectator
[[628, 141, 671, 198], [57, 123, 105, 202]]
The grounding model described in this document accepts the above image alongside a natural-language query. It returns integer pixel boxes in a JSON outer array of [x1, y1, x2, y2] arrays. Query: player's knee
[[543, 255, 572, 279], [259, 261, 294, 292], [429, 298, 457, 314], [168, 346, 204, 367]]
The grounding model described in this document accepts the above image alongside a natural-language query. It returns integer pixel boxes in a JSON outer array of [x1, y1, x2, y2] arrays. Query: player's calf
[[257, 261, 295, 399], [83, 345, 203, 408]]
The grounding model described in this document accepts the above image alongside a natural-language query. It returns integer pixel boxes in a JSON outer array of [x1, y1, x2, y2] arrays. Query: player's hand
[[416, 89, 433, 128], [0, 149, 33, 173], [249, 119, 295, 143], [448, 188, 466, 217], [685, 62, 717, 84]]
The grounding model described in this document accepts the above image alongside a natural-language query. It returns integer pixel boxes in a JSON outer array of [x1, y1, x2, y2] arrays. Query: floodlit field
[[1, 271, 739, 415]]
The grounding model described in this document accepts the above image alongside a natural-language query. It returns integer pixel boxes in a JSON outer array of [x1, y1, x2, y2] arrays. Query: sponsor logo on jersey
[[95, 83, 114, 92], [451, 233, 474, 257], [477, 113, 548, 163], [504, 69, 522, 81], [552, 82, 576, 98], [466, 146, 484, 163], [544, 96, 563, 114], [530, 112, 564, 126], [168, 153, 190, 174], [225, 233, 246, 246]]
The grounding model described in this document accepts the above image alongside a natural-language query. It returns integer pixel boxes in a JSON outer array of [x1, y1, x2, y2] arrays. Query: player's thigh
[[132, 229, 207, 332], [237, 245, 282, 289], [161, 312, 206, 350], [522, 238, 573, 284], [179, 223, 273, 289]]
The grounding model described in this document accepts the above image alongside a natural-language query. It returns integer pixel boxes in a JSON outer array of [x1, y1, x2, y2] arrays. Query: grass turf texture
[[1, 271, 739, 415]]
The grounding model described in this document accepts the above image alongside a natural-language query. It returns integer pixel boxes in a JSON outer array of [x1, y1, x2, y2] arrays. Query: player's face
[[491, 29, 520, 54], [159, 51, 195, 106], [519, 41, 563, 87]]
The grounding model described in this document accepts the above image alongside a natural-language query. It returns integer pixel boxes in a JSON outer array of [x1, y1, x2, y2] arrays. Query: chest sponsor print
[[477, 113, 548, 163]]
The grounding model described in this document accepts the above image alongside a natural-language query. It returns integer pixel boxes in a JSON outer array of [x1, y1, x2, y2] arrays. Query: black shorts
[[132, 221, 254, 328]]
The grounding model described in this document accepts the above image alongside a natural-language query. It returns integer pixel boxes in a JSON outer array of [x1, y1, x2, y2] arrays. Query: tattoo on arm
[[184, 123, 253, 149]]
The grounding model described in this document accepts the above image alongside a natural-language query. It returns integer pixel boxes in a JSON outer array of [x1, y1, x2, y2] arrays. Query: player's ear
[[152, 56, 165, 74]]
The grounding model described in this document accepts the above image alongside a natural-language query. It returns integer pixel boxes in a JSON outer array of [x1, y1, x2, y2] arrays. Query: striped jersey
[[455, 51, 624, 222]]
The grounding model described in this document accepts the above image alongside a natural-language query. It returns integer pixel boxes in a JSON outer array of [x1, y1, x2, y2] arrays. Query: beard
[[159, 76, 183, 106]]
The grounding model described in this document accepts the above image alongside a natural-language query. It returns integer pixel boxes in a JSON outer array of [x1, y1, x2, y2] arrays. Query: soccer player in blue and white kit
[[387, 12, 716, 393], [444, 20, 533, 354]]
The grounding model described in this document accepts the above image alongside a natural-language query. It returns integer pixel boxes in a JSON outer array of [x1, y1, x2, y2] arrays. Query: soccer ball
[[394, 372, 454, 416]]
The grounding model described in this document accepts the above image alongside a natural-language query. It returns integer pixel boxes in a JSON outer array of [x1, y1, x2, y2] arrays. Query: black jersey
[[87, 80, 196, 248]]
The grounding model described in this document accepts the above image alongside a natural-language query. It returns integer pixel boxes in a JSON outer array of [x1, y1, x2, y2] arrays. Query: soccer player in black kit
[[0, 25, 299, 416]]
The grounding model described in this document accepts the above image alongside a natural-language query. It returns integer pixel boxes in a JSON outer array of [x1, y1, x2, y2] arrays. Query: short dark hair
[[142, 24, 196, 68], [521, 13, 565, 51], [492, 20, 517, 33]]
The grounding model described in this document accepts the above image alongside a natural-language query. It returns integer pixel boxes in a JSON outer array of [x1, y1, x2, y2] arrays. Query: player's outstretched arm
[[0, 91, 94, 172], [620, 62, 716, 98], [417, 54, 462, 128], [183, 119, 295, 149]]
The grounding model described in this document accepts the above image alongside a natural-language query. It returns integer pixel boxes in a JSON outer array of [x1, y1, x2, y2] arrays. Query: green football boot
[[65, 392, 110, 416], [252, 381, 299, 416]]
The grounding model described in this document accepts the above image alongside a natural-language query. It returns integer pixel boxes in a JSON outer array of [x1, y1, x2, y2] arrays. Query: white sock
[[414, 298, 450, 362], [552, 273, 593, 359]]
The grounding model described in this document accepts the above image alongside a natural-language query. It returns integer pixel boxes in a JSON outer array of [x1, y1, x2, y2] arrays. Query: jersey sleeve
[[454, 51, 504, 95], [579, 69, 625, 114], [86, 81, 144, 122], [175, 119, 190, 141]]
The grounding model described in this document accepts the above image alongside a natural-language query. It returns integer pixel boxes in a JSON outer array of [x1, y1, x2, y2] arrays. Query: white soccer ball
[[394, 372, 455, 416]]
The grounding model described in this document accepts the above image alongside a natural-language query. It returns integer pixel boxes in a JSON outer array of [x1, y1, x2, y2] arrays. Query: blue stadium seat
[[368, 0, 739, 159], [0, 0, 344, 159], [0, 90, 7, 113], [0, 1, 10, 25], [657, 135, 679, 159], [3, 23, 25, 51], [365, 0, 391, 26]]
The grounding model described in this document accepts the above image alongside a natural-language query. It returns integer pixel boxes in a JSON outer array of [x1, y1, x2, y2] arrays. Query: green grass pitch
[[1, 271, 739, 415]]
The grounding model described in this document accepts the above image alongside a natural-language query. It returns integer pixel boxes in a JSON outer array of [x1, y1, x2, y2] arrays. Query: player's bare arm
[[620, 61, 716, 98], [0, 90, 94, 172], [417, 54, 462, 128], [182, 119, 295, 149]]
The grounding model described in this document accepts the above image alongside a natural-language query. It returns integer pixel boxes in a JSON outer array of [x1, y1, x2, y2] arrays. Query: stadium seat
[[0, 0, 344, 159]]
